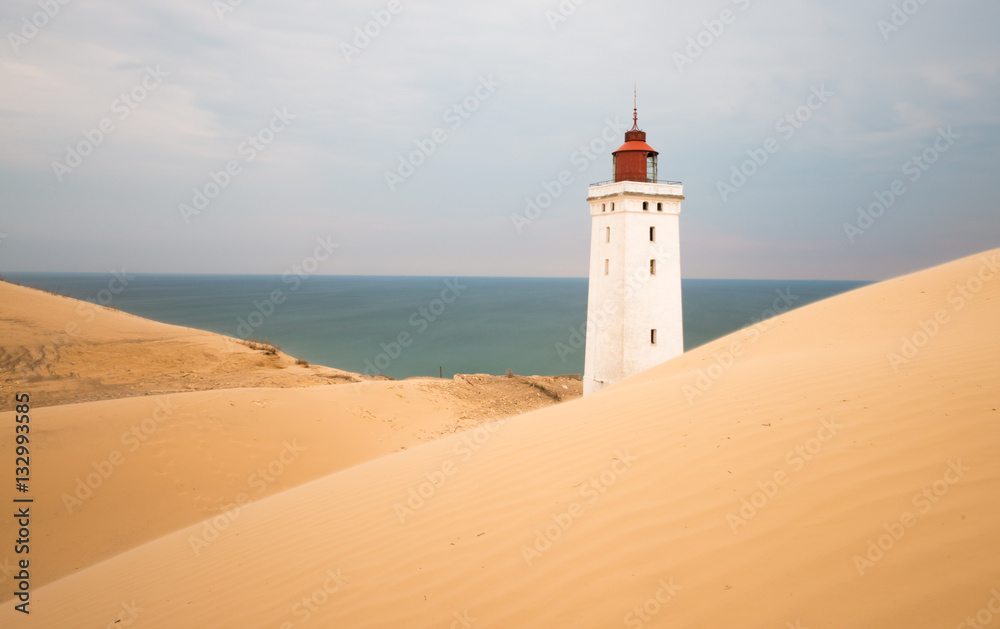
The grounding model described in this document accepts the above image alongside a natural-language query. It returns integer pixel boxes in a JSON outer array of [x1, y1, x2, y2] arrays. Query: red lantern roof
[[614, 139, 657, 155]]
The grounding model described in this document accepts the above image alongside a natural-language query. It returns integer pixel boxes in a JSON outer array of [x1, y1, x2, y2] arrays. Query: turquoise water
[[2, 273, 867, 379]]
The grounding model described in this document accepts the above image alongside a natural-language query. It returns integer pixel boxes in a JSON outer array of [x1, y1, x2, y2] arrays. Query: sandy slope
[[0, 280, 581, 595], [8, 249, 1000, 627], [0, 280, 365, 410], [0, 380, 573, 593]]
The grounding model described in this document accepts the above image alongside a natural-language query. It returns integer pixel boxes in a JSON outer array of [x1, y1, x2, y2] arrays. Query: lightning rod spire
[[632, 84, 639, 130]]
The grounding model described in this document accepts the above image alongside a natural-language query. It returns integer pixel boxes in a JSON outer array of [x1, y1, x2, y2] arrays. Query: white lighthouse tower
[[583, 100, 684, 395]]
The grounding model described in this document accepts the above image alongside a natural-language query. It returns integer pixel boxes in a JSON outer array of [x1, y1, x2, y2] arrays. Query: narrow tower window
[[650, 259, 656, 276], [604, 259, 609, 275], [649, 226, 655, 242], [657, 202, 663, 212], [651, 329, 657, 345], [602, 203, 606, 212], [611, 202, 615, 212], [606, 226, 611, 243], [642, 201, 649, 211]]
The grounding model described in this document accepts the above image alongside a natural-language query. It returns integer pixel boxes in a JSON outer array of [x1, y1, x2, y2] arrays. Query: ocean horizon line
[[1, 271, 875, 283]]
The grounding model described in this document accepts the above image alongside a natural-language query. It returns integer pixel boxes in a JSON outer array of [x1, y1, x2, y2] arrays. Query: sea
[[2, 273, 868, 380]]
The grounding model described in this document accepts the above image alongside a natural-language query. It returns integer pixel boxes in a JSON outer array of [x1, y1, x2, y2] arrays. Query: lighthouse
[[582, 100, 684, 395]]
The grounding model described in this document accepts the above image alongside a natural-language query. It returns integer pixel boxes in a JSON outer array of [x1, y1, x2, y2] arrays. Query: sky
[[0, 0, 997, 280]]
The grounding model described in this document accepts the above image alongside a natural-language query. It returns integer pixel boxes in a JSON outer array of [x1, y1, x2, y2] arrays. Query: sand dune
[[0, 280, 365, 410], [0, 281, 581, 595], [3, 381, 574, 592], [6, 249, 1000, 627]]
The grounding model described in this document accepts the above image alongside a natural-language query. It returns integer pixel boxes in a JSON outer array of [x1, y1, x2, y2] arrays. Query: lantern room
[[612, 105, 658, 183]]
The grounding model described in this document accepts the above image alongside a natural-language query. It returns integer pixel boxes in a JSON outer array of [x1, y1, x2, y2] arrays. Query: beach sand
[[2, 248, 999, 627]]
